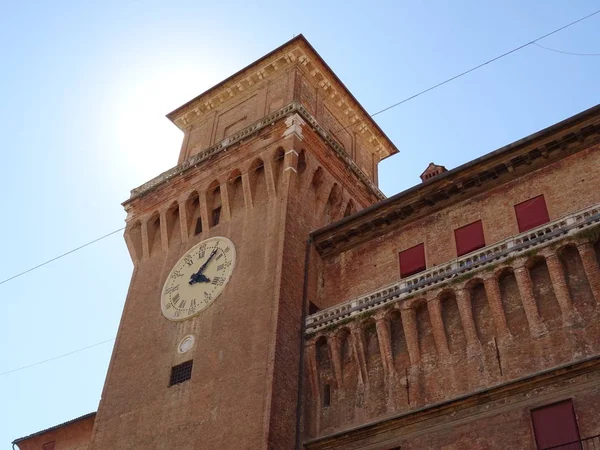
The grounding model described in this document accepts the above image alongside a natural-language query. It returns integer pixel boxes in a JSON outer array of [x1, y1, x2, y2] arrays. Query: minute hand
[[189, 248, 218, 284]]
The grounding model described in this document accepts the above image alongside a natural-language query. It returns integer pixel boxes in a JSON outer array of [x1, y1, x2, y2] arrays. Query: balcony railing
[[305, 202, 600, 334], [541, 434, 600, 449]]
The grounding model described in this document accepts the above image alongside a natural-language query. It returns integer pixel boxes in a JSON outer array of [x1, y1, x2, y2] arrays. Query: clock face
[[161, 236, 236, 321]]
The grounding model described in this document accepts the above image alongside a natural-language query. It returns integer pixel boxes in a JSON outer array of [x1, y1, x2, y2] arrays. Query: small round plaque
[[178, 335, 195, 354]]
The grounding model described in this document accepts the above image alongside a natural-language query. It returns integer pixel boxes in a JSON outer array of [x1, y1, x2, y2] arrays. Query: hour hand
[[189, 272, 210, 285]]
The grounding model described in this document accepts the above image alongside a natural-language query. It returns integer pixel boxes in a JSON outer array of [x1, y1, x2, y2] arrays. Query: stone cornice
[[305, 202, 600, 334], [311, 104, 600, 256], [166, 35, 398, 160], [123, 101, 385, 207]]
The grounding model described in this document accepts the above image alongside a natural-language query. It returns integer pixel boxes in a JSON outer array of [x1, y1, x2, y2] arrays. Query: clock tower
[[88, 35, 397, 449]]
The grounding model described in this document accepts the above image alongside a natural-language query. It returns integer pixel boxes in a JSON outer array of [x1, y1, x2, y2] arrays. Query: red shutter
[[531, 400, 581, 450], [515, 195, 550, 232], [454, 220, 485, 257], [399, 243, 426, 278]]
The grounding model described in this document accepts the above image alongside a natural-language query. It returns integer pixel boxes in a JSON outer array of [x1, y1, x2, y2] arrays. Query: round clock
[[161, 236, 236, 321]]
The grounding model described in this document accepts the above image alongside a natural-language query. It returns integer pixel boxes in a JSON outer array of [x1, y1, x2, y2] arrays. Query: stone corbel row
[[305, 237, 600, 397]]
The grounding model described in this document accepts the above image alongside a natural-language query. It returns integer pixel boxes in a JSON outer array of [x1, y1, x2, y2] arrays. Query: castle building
[[13, 35, 600, 450]]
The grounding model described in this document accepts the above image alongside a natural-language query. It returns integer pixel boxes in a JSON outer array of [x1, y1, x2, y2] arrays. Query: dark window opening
[[515, 195, 550, 233], [309, 302, 320, 315], [399, 243, 426, 278], [531, 399, 581, 450], [42, 443, 56, 450], [323, 383, 331, 407], [455, 220, 485, 257], [212, 207, 221, 226], [194, 217, 203, 235], [169, 360, 193, 386]]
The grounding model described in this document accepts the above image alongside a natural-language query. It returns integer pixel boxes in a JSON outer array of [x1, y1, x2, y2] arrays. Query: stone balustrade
[[306, 202, 600, 334]]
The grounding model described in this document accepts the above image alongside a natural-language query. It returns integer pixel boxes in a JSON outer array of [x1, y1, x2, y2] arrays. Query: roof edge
[[312, 102, 600, 242], [12, 412, 97, 445]]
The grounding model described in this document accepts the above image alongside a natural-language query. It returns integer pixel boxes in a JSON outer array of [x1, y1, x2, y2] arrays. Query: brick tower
[[87, 35, 397, 449]]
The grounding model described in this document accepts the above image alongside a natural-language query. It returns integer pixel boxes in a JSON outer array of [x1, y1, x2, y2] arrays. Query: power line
[[0, 338, 115, 377], [533, 41, 600, 56], [0, 227, 125, 286], [335, 7, 600, 133], [0, 9, 599, 381]]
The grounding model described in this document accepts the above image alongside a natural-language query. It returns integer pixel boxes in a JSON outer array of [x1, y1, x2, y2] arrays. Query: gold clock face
[[161, 236, 236, 321]]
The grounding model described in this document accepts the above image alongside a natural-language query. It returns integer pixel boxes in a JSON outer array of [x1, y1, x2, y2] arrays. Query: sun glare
[[111, 64, 224, 186]]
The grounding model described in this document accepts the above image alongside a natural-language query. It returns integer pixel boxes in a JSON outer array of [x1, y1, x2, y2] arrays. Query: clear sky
[[1, 0, 599, 446]]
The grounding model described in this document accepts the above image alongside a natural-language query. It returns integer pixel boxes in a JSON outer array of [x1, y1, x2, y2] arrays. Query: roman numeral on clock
[[172, 293, 180, 305]]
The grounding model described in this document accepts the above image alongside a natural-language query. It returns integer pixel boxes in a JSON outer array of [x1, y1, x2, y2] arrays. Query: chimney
[[420, 162, 447, 183]]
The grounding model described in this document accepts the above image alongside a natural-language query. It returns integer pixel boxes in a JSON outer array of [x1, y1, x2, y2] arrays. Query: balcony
[[306, 202, 600, 334]]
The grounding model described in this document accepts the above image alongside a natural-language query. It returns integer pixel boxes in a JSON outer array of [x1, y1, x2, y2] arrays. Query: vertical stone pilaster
[[178, 202, 189, 242], [455, 288, 481, 355], [577, 241, 600, 305], [141, 220, 150, 261], [305, 341, 319, 397], [160, 210, 169, 253], [350, 325, 368, 384], [514, 264, 546, 336], [241, 173, 253, 209], [327, 335, 343, 388], [264, 161, 277, 200], [545, 252, 575, 323], [483, 274, 510, 338], [200, 190, 210, 232], [375, 315, 395, 377], [219, 182, 231, 222], [427, 297, 450, 357], [400, 307, 420, 365]]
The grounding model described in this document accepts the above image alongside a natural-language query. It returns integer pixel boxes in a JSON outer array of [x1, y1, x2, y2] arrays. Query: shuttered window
[[454, 220, 485, 257], [531, 400, 581, 450], [399, 243, 426, 278], [515, 195, 550, 232]]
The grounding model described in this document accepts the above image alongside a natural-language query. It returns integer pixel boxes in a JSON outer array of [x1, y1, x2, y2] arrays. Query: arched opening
[[127, 220, 143, 260], [416, 300, 436, 359], [206, 181, 222, 227], [389, 310, 410, 372], [529, 257, 560, 327], [166, 202, 181, 247], [468, 279, 494, 345], [558, 244, 594, 311], [498, 268, 529, 337], [227, 169, 244, 217], [297, 149, 307, 175], [440, 290, 466, 355], [324, 183, 342, 222], [147, 213, 161, 256], [250, 158, 268, 206], [343, 199, 356, 218], [186, 191, 202, 236]]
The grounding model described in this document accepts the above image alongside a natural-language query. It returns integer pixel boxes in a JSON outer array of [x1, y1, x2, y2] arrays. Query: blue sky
[[1, 0, 599, 446]]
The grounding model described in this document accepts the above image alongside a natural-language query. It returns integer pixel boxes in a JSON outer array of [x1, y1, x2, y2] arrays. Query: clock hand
[[189, 248, 218, 285]]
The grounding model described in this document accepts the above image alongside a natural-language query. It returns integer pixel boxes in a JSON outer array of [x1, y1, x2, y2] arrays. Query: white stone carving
[[283, 113, 306, 140]]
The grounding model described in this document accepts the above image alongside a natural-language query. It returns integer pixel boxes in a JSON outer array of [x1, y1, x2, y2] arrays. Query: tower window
[[169, 360, 193, 386], [454, 220, 485, 257], [42, 443, 55, 450], [515, 195, 550, 232], [398, 243, 426, 278], [323, 383, 331, 407], [212, 207, 221, 226], [194, 217, 203, 235]]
